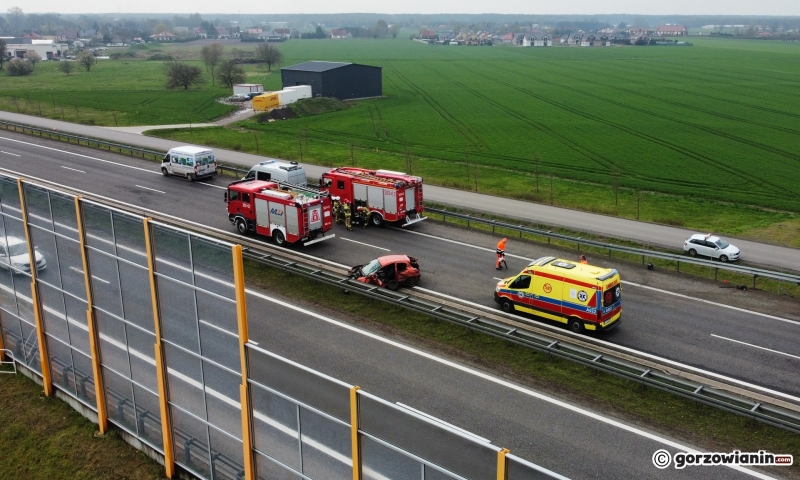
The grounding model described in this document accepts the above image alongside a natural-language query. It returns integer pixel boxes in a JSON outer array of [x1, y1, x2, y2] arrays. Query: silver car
[[0, 236, 47, 273], [683, 233, 740, 262]]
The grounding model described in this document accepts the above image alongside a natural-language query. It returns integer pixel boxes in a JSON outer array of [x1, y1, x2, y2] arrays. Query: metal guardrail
[[3, 130, 800, 432], [427, 207, 800, 288]]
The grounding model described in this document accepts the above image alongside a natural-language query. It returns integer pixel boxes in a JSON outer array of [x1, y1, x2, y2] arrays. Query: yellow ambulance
[[494, 256, 621, 333]]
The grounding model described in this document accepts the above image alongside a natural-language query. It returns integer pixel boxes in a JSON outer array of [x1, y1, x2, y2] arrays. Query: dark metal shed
[[281, 61, 382, 101]]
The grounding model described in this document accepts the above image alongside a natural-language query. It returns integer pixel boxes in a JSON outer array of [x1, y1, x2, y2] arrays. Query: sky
[[13, 0, 800, 16]]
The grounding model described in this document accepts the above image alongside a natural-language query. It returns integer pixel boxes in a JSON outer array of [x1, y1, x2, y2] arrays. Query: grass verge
[[0, 371, 167, 480], [245, 259, 800, 479]]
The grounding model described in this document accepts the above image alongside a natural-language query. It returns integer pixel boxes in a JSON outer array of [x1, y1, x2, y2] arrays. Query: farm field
[[3, 37, 800, 244]]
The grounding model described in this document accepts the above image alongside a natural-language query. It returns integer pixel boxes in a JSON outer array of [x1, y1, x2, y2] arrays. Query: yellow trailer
[[253, 93, 280, 111]]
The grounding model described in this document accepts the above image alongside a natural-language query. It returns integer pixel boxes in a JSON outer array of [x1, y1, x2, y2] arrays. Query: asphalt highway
[[0, 110, 798, 271], [0, 130, 795, 479]]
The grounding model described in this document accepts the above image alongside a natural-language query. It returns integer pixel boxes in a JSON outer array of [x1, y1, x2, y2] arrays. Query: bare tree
[[216, 60, 246, 88], [200, 42, 224, 85], [0, 39, 7, 69], [77, 52, 96, 71], [58, 59, 73, 75], [389, 24, 401, 39], [163, 59, 205, 90], [254, 43, 283, 71], [25, 50, 41, 69]]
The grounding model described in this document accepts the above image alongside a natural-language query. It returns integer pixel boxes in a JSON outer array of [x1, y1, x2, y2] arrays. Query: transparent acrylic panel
[[251, 384, 300, 472], [0, 313, 23, 360], [359, 393, 497, 480], [0, 176, 22, 215], [49, 192, 79, 241], [362, 435, 421, 480], [72, 349, 96, 406], [152, 224, 192, 284], [507, 456, 563, 480], [126, 326, 158, 393], [425, 465, 462, 480], [0, 215, 31, 276], [198, 293, 238, 372], [247, 347, 350, 423], [255, 452, 303, 480], [209, 426, 244, 480], [190, 236, 235, 300], [299, 407, 352, 480], [39, 282, 68, 343], [83, 203, 115, 254], [64, 293, 90, 355], [171, 405, 212, 480], [23, 184, 54, 231], [0, 260, 18, 315], [47, 336, 76, 395], [111, 211, 148, 267], [30, 228, 60, 289], [16, 291, 36, 327], [132, 384, 164, 450], [87, 249, 123, 318], [118, 261, 153, 332], [55, 236, 85, 299], [103, 366, 137, 433], [18, 314, 40, 371], [165, 343, 206, 419], [96, 309, 132, 378], [202, 360, 242, 440], [158, 279, 199, 355]]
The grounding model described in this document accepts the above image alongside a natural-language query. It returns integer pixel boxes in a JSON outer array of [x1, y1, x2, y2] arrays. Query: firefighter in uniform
[[344, 202, 353, 231], [332, 197, 342, 224], [496, 238, 507, 270], [361, 206, 370, 228]]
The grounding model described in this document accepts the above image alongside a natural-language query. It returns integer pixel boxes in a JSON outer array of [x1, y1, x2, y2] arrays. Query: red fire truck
[[319, 167, 426, 227], [226, 179, 334, 246]]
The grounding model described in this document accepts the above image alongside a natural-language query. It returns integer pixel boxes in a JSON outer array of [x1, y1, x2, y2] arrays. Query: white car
[[683, 233, 740, 262], [0, 236, 47, 273]]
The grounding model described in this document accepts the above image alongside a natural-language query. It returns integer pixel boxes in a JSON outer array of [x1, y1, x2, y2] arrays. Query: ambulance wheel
[[370, 213, 385, 228], [187, 173, 195, 182], [500, 299, 514, 313], [235, 219, 248, 236], [273, 230, 286, 247], [161, 168, 168, 176], [404, 277, 418, 288], [688, 248, 697, 257], [386, 279, 400, 291], [568, 317, 584, 334]]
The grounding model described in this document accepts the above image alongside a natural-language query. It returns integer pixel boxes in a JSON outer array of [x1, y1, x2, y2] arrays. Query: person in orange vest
[[580, 255, 588, 264], [496, 238, 507, 270]]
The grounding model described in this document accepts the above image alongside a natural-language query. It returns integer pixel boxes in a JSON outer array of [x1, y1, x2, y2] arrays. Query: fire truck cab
[[226, 179, 334, 246], [319, 167, 426, 227]]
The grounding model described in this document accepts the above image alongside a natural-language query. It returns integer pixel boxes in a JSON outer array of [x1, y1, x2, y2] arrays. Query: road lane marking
[[1, 150, 21, 156], [711, 334, 800, 360], [199, 319, 238, 338], [61, 166, 86, 173], [135, 185, 165, 194], [339, 237, 390, 251], [69, 266, 109, 284], [244, 287, 772, 479], [396, 402, 492, 443]]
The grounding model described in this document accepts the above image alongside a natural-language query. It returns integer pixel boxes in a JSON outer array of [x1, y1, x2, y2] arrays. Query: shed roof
[[282, 61, 352, 72]]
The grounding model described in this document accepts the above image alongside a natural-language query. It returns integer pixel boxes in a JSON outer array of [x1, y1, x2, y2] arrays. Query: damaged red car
[[347, 255, 420, 290]]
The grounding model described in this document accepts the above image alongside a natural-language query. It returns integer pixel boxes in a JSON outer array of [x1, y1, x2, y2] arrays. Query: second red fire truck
[[319, 167, 426, 227], [226, 179, 334, 246]]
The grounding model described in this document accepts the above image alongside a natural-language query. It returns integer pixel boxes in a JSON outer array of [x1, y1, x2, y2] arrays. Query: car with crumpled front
[[347, 255, 420, 290]]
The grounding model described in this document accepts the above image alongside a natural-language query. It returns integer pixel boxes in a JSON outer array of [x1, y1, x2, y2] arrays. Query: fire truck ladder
[[403, 212, 427, 227], [277, 181, 329, 198]]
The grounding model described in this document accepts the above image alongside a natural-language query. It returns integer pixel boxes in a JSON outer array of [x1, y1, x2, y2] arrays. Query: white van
[[161, 146, 217, 181], [244, 159, 307, 186]]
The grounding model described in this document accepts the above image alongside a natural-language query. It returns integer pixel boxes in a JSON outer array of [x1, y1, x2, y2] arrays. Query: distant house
[[150, 31, 177, 42], [330, 29, 349, 39], [655, 25, 687, 36], [247, 28, 262, 34], [565, 31, 607, 47], [55, 30, 78, 42], [627, 27, 652, 36], [22, 32, 43, 39], [216, 28, 231, 39], [273, 28, 291, 37], [501, 33, 514, 44], [419, 29, 436, 39]]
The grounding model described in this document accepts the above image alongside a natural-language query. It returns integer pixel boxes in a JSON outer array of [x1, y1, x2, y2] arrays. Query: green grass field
[[3, 37, 800, 244]]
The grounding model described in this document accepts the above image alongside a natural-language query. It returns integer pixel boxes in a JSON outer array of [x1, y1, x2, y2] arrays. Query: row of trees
[[169, 42, 283, 90]]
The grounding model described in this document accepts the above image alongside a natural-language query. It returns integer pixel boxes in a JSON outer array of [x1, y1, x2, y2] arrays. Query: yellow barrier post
[[350, 386, 362, 480], [497, 448, 509, 480], [17, 178, 52, 396], [233, 245, 255, 480], [74, 196, 108, 434], [144, 218, 175, 478]]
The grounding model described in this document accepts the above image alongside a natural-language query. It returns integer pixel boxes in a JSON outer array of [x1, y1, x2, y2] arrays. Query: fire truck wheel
[[386, 279, 400, 291], [273, 230, 287, 247], [370, 213, 385, 228], [500, 299, 514, 313], [568, 317, 584, 334], [236, 219, 248, 235], [161, 168, 168, 176], [404, 277, 418, 288]]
